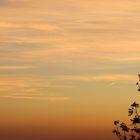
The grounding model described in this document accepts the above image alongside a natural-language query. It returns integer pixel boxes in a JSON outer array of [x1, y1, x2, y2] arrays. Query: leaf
[[114, 120, 119, 125], [132, 117, 140, 124], [120, 122, 129, 132], [128, 108, 133, 116], [131, 102, 139, 108]]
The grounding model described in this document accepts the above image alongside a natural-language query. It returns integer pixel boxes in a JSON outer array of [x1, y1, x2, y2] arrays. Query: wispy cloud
[[1, 95, 70, 101], [0, 22, 60, 31], [30, 23, 60, 31], [0, 75, 71, 95], [0, 22, 18, 28], [0, 65, 34, 70], [53, 74, 136, 82], [0, 0, 27, 8], [105, 81, 117, 88]]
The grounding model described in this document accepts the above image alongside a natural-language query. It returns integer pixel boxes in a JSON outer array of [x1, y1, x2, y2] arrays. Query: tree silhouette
[[113, 74, 140, 140]]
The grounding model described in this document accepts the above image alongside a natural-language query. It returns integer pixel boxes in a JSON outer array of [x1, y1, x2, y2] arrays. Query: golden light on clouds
[[0, 22, 60, 31], [30, 23, 60, 31], [1, 95, 70, 101], [0, 22, 17, 28], [0, 65, 34, 70], [53, 74, 136, 82]]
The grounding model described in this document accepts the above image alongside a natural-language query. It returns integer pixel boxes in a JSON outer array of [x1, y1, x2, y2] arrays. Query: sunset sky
[[1, 0, 140, 140]]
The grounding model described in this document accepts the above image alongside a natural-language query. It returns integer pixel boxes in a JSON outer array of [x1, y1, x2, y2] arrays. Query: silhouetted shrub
[[113, 75, 140, 140]]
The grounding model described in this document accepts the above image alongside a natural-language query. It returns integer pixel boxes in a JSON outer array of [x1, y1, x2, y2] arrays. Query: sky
[[0, 0, 140, 140]]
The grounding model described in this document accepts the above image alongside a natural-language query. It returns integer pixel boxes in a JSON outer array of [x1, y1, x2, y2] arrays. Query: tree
[[113, 74, 140, 140]]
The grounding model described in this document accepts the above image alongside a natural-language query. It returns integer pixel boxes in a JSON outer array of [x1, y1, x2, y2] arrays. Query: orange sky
[[0, 0, 140, 140]]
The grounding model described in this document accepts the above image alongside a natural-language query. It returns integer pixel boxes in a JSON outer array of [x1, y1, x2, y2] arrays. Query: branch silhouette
[[113, 74, 140, 140]]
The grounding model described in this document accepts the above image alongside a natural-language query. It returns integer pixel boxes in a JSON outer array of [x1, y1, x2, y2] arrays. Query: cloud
[[1, 95, 70, 101], [0, 65, 34, 70], [0, 22, 18, 28], [8, 37, 140, 66], [1, 0, 140, 66], [0, 22, 60, 31], [110, 56, 140, 62], [0, 75, 71, 95], [105, 81, 117, 88], [53, 74, 136, 82], [0, 0, 27, 8], [29, 24, 60, 31]]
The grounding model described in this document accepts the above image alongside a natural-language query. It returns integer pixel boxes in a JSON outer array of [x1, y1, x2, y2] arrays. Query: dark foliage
[[113, 75, 140, 140]]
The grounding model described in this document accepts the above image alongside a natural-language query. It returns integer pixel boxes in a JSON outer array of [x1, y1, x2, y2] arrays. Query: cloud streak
[[0, 22, 60, 31], [1, 95, 70, 101], [53, 74, 136, 82], [0, 65, 34, 70], [0, 0, 27, 8]]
